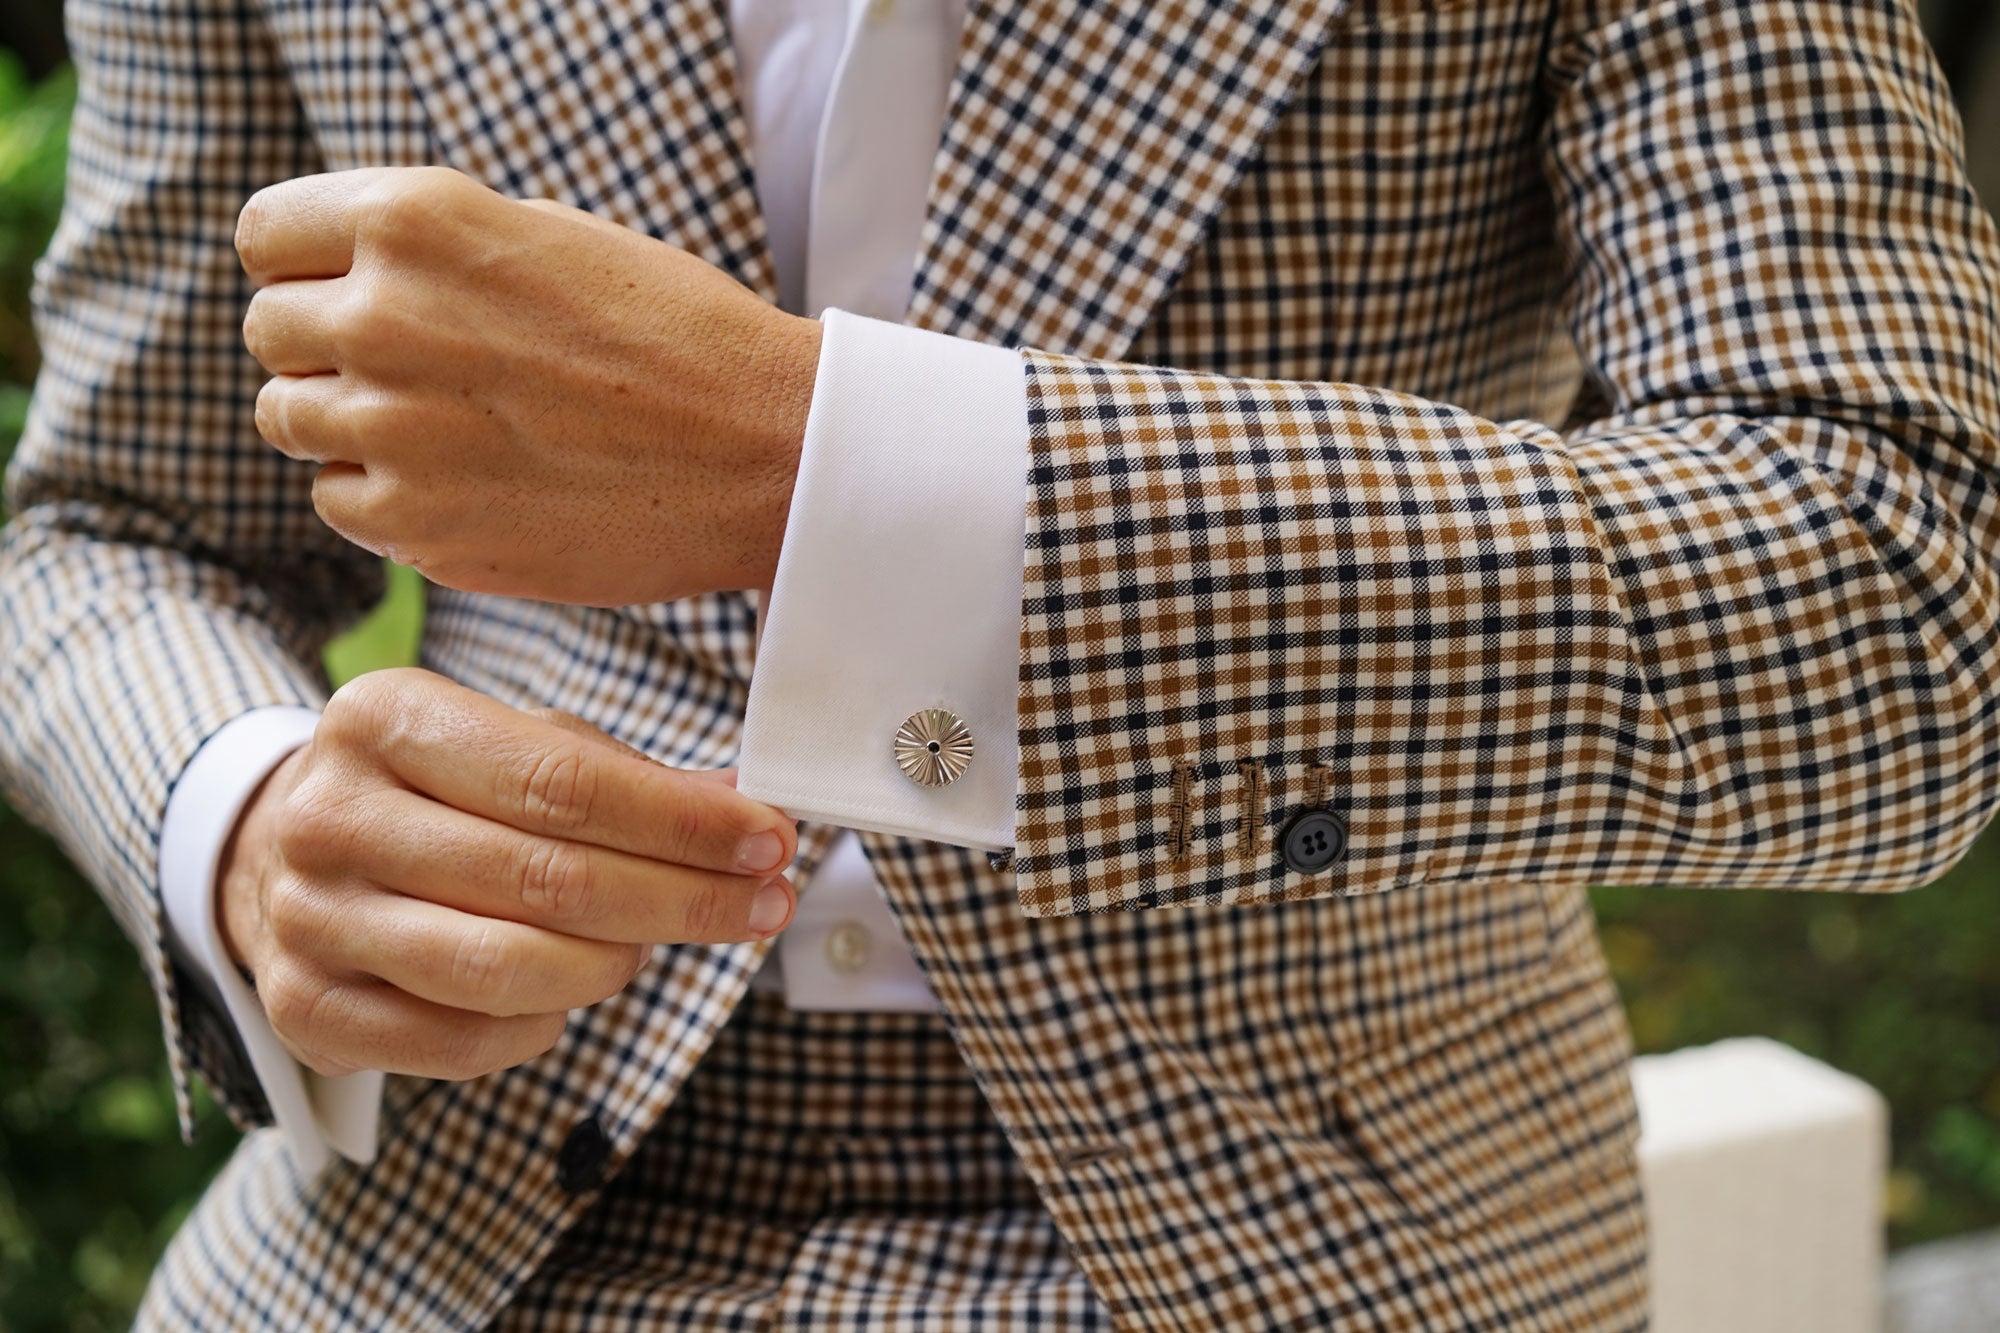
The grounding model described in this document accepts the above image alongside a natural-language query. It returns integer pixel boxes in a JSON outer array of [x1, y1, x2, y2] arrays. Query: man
[[3, 0, 1996, 1326]]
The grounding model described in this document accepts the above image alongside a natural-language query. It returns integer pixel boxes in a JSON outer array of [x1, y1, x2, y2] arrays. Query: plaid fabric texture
[[1003, 0, 2000, 915], [1, 0, 1992, 1327], [150, 991, 1112, 1329]]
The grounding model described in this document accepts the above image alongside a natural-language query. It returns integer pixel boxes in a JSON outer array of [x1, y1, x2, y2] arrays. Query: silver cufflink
[[894, 708, 973, 787]]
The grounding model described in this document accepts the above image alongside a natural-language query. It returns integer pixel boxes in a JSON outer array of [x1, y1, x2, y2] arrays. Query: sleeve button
[[1278, 808, 1347, 875]]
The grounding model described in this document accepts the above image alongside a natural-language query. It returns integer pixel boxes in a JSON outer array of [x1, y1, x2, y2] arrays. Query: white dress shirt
[[160, 0, 1029, 1172]]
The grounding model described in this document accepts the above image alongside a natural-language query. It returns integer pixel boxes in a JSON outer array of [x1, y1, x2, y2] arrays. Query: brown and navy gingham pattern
[[1009, 0, 2000, 916], [1, 0, 1991, 1328], [151, 990, 1112, 1329]]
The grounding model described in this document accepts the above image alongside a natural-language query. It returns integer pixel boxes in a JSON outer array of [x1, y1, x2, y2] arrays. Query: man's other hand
[[215, 668, 799, 1081], [235, 166, 821, 607]]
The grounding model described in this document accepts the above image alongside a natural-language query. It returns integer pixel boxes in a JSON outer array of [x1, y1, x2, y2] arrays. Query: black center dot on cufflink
[[895, 708, 973, 787]]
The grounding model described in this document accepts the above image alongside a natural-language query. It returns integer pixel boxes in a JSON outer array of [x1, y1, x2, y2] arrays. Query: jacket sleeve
[[0, 0, 382, 1136], [1010, 0, 2000, 917]]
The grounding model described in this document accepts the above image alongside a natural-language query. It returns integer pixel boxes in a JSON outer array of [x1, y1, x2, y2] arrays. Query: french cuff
[[740, 310, 1026, 851], [159, 705, 383, 1174]]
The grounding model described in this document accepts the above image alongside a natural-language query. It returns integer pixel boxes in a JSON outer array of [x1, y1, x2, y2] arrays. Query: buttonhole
[[1056, 1141, 1128, 1170]]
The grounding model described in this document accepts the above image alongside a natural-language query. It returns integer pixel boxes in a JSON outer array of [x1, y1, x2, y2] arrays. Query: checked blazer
[[5, 0, 1999, 1327]]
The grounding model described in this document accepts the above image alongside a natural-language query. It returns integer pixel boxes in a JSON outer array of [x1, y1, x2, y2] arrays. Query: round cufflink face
[[1278, 808, 1347, 875], [894, 708, 974, 787]]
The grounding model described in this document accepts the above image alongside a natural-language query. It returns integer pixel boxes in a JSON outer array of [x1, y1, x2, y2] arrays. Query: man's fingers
[[237, 167, 399, 284], [326, 893, 648, 1016], [239, 166, 500, 285], [524, 707, 658, 765], [237, 172, 368, 283], [256, 373, 358, 463], [321, 787, 797, 944], [243, 280, 343, 375], [524, 714, 752, 798], [262, 968, 568, 1081], [322, 670, 796, 874], [311, 462, 393, 556]]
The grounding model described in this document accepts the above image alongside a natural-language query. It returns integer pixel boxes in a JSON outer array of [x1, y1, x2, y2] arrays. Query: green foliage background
[[1, 27, 1998, 1331]]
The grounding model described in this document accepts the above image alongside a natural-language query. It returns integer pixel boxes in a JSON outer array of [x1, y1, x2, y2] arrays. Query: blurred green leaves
[[0, 794, 239, 1331], [0, 55, 203, 1333], [0, 49, 69, 452], [323, 560, 427, 687], [0, 59, 420, 1329]]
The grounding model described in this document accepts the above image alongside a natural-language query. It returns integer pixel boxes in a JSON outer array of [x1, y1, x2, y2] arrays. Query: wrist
[[733, 311, 820, 592]]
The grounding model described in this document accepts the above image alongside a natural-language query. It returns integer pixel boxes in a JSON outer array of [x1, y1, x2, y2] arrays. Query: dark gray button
[[556, 1116, 610, 1194], [1279, 808, 1347, 875]]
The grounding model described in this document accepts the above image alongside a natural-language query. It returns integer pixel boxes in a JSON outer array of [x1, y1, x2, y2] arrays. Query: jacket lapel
[[909, 0, 1347, 360], [371, 0, 777, 300]]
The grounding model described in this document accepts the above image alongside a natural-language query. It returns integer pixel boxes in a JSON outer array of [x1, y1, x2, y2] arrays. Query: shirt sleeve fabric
[[739, 310, 1028, 852], [159, 706, 383, 1173]]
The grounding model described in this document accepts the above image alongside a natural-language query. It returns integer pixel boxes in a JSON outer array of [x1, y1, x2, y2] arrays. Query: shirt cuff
[[740, 310, 1027, 851], [158, 705, 384, 1173]]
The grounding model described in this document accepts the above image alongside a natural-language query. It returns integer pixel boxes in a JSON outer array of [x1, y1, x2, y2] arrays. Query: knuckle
[[276, 773, 338, 843], [253, 377, 283, 442], [585, 943, 647, 1003], [358, 175, 427, 242], [670, 801, 704, 859], [331, 283, 390, 360], [675, 881, 729, 942], [432, 1024, 496, 1081], [235, 195, 266, 268], [520, 747, 596, 833], [449, 923, 518, 1010], [440, 1017, 537, 1082], [241, 290, 271, 353], [517, 839, 592, 922], [433, 1011, 564, 1081], [359, 168, 470, 250], [340, 388, 394, 445], [261, 873, 320, 947], [265, 965, 340, 1052], [315, 477, 375, 549], [325, 668, 425, 755], [529, 1012, 569, 1055], [324, 669, 391, 732], [296, 1047, 357, 1079]]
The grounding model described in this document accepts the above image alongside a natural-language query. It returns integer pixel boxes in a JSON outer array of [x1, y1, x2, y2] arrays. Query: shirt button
[[825, 921, 873, 975]]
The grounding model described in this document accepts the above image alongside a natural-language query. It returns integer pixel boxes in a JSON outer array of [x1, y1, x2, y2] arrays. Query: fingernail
[[737, 830, 785, 872], [748, 880, 792, 936]]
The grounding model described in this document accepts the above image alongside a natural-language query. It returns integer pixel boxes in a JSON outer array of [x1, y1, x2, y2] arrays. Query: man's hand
[[235, 166, 821, 606], [216, 668, 799, 1080]]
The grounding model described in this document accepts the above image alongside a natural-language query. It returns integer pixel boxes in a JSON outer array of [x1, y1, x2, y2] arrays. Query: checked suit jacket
[[5, 0, 1998, 1326]]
